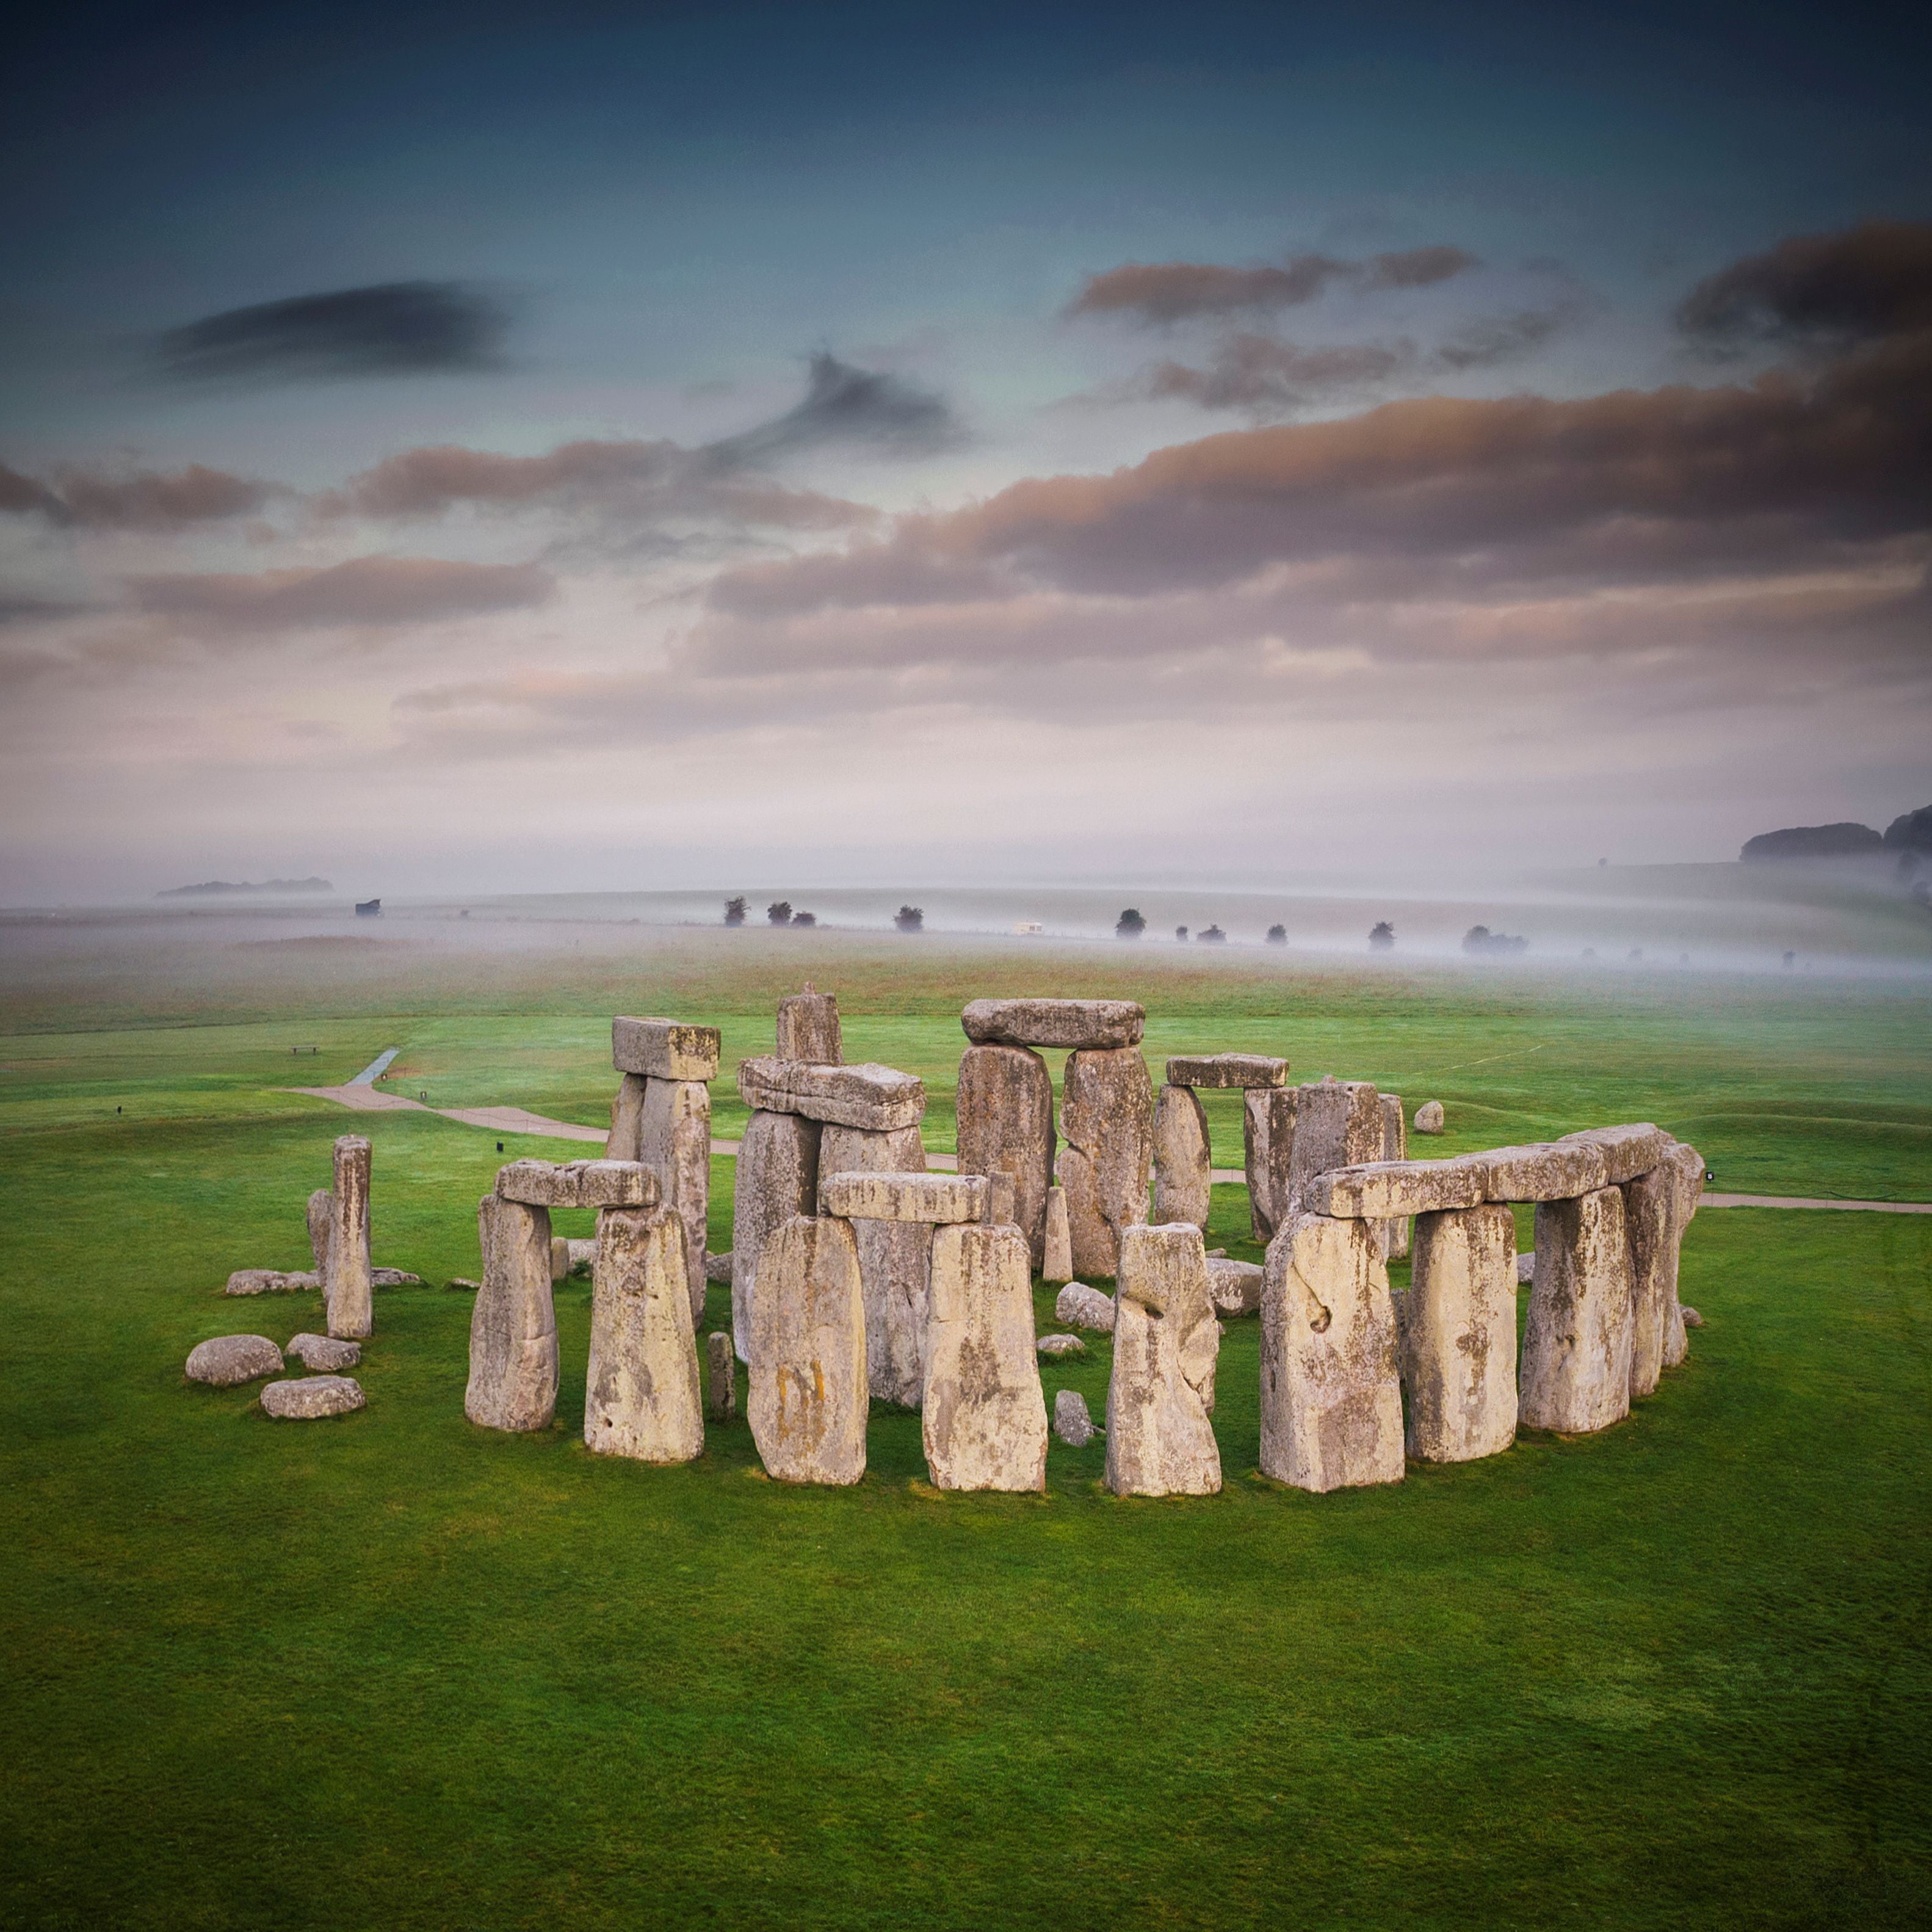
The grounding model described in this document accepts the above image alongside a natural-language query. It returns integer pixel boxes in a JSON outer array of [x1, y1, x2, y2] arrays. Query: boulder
[[466, 1193, 558, 1433], [566, 1237, 598, 1276], [261, 1375, 364, 1419], [495, 1158, 658, 1210], [1414, 1101, 1445, 1134], [1105, 1223, 1221, 1496], [921, 1221, 1049, 1491], [730, 1110, 821, 1361], [1060, 1046, 1154, 1278], [1206, 1256, 1264, 1316], [1516, 1251, 1535, 1284], [1402, 1204, 1518, 1462], [306, 1189, 333, 1273], [822, 1123, 933, 1408], [286, 1333, 360, 1372], [638, 1075, 713, 1325], [819, 1170, 986, 1223], [736, 1057, 925, 1134], [704, 1329, 737, 1420], [1475, 1142, 1609, 1203], [956, 1043, 1056, 1267], [1042, 1184, 1074, 1284], [1243, 1087, 1298, 1243], [1682, 1306, 1704, 1328], [1054, 1389, 1098, 1447], [775, 985, 842, 1064], [1302, 1158, 1486, 1221], [585, 1204, 704, 1463], [370, 1269, 420, 1287], [1163, 1053, 1289, 1089], [1378, 1093, 1410, 1261], [1521, 1187, 1634, 1434], [327, 1135, 373, 1342], [610, 1016, 721, 1083], [185, 1334, 283, 1386], [747, 1215, 868, 1485], [224, 1269, 317, 1296], [1152, 1083, 1212, 1229], [1557, 1123, 1672, 1187], [1284, 1080, 1384, 1220], [446, 1278, 480, 1293], [1259, 1211, 1405, 1493], [1055, 1282, 1116, 1331], [704, 1250, 734, 1285], [961, 997, 1144, 1051], [1037, 1333, 1086, 1356]]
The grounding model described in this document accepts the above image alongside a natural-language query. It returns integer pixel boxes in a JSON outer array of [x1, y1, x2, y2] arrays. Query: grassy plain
[[2, 917, 1929, 1928]]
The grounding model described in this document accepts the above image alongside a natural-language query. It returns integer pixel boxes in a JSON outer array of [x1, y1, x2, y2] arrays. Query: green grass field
[[3, 922, 1930, 1927]]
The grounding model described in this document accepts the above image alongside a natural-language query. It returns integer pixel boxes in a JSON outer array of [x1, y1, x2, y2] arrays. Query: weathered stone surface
[[224, 1269, 318, 1295], [819, 1170, 987, 1223], [371, 1268, 420, 1288], [566, 1237, 598, 1276], [1516, 1251, 1536, 1285], [822, 1124, 933, 1408], [1152, 1083, 1212, 1229], [447, 1278, 480, 1292], [1042, 1184, 1073, 1283], [961, 997, 1144, 1051], [1056, 1282, 1116, 1331], [1402, 1204, 1517, 1462], [1378, 1094, 1410, 1261], [1661, 1140, 1705, 1368], [306, 1189, 333, 1273], [1285, 1080, 1384, 1220], [1105, 1224, 1220, 1496], [1521, 1187, 1634, 1434], [730, 1110, 821, 1360], [608, 1072, 647, 1160], [639, 1076, 712, 1325], [1475, 1141, 1609, 1203], [1054, 1389, 1098, 1447], [1243, 1087, 1298, 1243], [1164, 1052, 1289, 1089], [611, 1015, 721, 1083], [1206, 1256, 1264, 1316], [955, 1043, 1055, 1267], [1559, 1123, 1671, 1187], [585, 1205, 704, 1463], [186, 1334, 283, 1385], [496, 1158, 658, 1210], [747, 1215, 867, 1485], [1260, 1212, 1405, 1492], [921, 1222, 1048, 1491], [1414, 1101, 1445, 1134], [1303, 1157, 1487, 1220], [261, 1375, 364, 1419], [1622, 1163, 1674, 1402], [736, 1057, 925, 1133], [550, 1236, 570, 1283], [466, 1193, 557, 1433], [1060, 1046, 1154, 1278], [704, 1329, 737, 1420], [286, 1333, 360, 1372], [981, 1170, 1016, 1227], [327, 1135, 373, 1341], [1682, 1305, 1704, 1328], [775, 985, 842, 1064], [1037, 1333, 1086, 1356], [704, 1250, 734, 1284]]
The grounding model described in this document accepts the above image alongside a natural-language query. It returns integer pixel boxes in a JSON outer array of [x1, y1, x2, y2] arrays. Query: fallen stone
[[1055, 1282, 1117, 1331], [496, 1159, 658, 1210], [306, 1189, 333, 1273], [1054, 1388, 1098, 1447], [327, 1135, 373, 1342], [731, 1110, 821, 1360], [1243, 1087, 1298, 1243], [961, 997, 1144, 1051], [1402, 1204, 1518, 1462], [736, 1057, 925, 1134], [186, 1334, 283, 1385], [1259, 1211, 1405, 1493], [704, 1250, 734, 1284], [1557, 1123, 1672, 1187], [1105, 1223, 1221, 1496], [1520, 1187, 1634, 1434], [585, 1204, 704, 1463], [1414, 1101, 1445, 1134], [819, 1170, 987, 1223], [1037, 1333, 1086, 1356], [261, 1375, 364, 1419], [957, 1043, 1056, 1267], [705, 1329, 737, 1420], [1682, 1305, 1704, 1328], [610, 1015, 722, 1083], [286, 1333, 360, 1372], [775, 985, 842, 1064], [466, 1193, 558, 1433], [822, 1123, 933, 1408], [1516, 1251, 1536, 1284], [747, 1214, 867, 1485], [447, 1278, 480, 1292], [639, 1075, 713, 1325], [1379, 1093, 1410, 1261], [1284, 1080, 1384, 1219], [370, 1269, 420, 1287], [1206, 1256, 1264, 1316], [922, 1221, 1049, 1491], [1060, 1046, 1154, 1278], [224, 1269, 317, 1296], [1206, 1247, 1226, 1257], [1163, 1052, 1289, 1089], [1152, 1083, 1212, 1228], [1302, 1157, 1486, 1220], [1475, 1141, 1610, 1203], [1042, 1184, 1073, 1284]]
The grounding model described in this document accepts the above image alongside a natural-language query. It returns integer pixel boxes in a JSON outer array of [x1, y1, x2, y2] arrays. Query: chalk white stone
[[496, 1158, 658, 1210], [185, 1334, 283, 1386], [610, 1016, 721, 1083], [261, 1375, 364, 1419], [961, 997, 1144, 1050], [1521, 1187, 1634, 1435], [1054, 1388, 1098, 1447], [957, 1043, 1056, 1268], [466, 1193, 558, 1433], [286, 1333, 360, 1372], [730, 1110, 821, 1361], [639, 1076, 712, 1325], [775, 985, 842, 1064], [736, 1057, 925, 1134], [1402, 1204, 1518, 1462], [1164, 1053, 1289, 1089], [326, 1135, 372, 1341], [1285, 1080, 1384, 1220], [921, 1221, 1049, 1491], [1206, 1256, 1264, 1316], [1055, 1282, 1116, 1332], [1105, 1223, 1221, 1496], [1152, 1083, 1212, 1229], [1060, 1046, 1154, 1278], [747, 1215, 867, 1485], [704, 1329, 737, 1420], [819, 1171, 988, 1223], [584, 1204, 703, 1463], [1042, 1184, 1074, 1284], [821, 1123, 932, 1408], [1243, 1087, 1298, 1243], [1414, 1101, 1445, 1134]]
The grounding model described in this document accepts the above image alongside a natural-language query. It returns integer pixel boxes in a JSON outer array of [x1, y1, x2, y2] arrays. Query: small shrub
[[1116, 908, 1146, 939], [895, 905, 924, 933]]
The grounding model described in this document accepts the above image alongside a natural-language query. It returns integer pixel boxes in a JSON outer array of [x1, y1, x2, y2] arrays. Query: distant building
[[1013, 921, 1043, 936]]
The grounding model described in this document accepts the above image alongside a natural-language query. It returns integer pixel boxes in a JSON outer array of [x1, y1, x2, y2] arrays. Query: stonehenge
[[1105, 1224, 1221, 1497], [326, 1135, 373, 1341], [466, 1190, 561, 1433], [1042, 1185, 1073, 1283], [746, 1214, 869, 1485], [1400, 1203, 1518, 1461], [1378, 1093, 1409, 1261], [731, 1109, 820, 1361], [1151, 1082, 1212, 1228], [1520, 1187, 1634, 1434], [704, 1329, 737, 1420], [957, 1043, 1056, 1267], [186, 1334, 284, 1386], [1059, 1046, 1154, 1277], [585, 1204, 704, 1463], [1414, 1101, 1445, 1134], [261, 1375, 365, 1419]]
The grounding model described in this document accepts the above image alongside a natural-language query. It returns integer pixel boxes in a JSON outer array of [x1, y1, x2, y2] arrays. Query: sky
[[1, 0, 1928, 903]]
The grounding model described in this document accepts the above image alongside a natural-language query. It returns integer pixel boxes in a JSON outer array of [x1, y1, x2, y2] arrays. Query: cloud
[[0, 460, 279, 528], [1434, 303, 1578, 369], [1066, 246, 1477, 325], [1676, 219, 1932, 349], [128, 554, 555, 628], [706, 352, 963, 461], [155, 281, 512, 382], [1131, 336, 1415, 416]]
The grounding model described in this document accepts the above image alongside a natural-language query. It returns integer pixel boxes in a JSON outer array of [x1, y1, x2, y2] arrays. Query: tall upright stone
[[585, 1205, 703, 1463], [1260, 1211, 1404, 1492], [1104, 1223, 1220, 1497], [1152, 1083, 1212, 1229], [1378, 1093, 1410, 1261], [1402, 1203, 1517, 1461], [609, 1073, 648, 1160], [1060, 1046, 1154, 1279], [922, 1221, 1048, 1492], [730, 1110, 821, 1360], [1284, 1078, 1383, 1219], [775, 985, 843, 1064], [306, 1189, 333, 1275], [1243, 1088, 1298, 1243], [639, 1077, 712, 1327], [1660, 1141, 1705, 1369], [704, 1329, 737, 1420], [1629, 1140, 1704, 1389], [1521, 1186, 1634, 1435], [956, 1043, 1056, 1267], [327, 1135, 373, 1340], [466, 1193, 557, 1431], [821, 1121, 932, 1407], [1042, 1185, 1073, 1284], [747, 1215, 867, 1485]]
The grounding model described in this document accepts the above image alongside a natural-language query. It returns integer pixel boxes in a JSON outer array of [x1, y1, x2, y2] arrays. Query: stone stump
[[747, 1215, 867, 1485], [775, 985, 843, 1063], [1060, 1046, 1154, 1279], [1259, 1211, 1404, 1492], [822, 1122, 932, 1407], [1284, 1079, 1384, 1220], [705, 1330, 737, 1420], [1152, 1083, 1212, 1229], [1043, 1185, 1073, 1283], [956, 1043, 1055, 1268], [1378, 1093, 1410, 1261], [585, 1204, 703, 1462], [327, 1135, 373, 1341], [1243, 1088, 1298, 1243], [1105, 1223, 1220, 1497], [730, 1110, 821, 1361], [1402, 1203, 1517, 1461], [921, 1221, 1048, 1491], [466, 1193, 558, 1432], [1521, 1186, 1634, 1434]]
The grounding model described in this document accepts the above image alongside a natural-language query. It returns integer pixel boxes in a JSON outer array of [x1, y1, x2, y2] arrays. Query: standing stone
[[1621, 1163, 1674, 1401], [1521, 1187, 1634, 1435], [1243, 1088, 1298, 1243], [822, 1121, 932, 1407], [1060, 1046, 1154, 1279], [584, 1205, 703, 1463], [1152, 1083, 1212, 1229], [466, 1193, 557, 1432], [640, 1076, 713, 1326], [549, 1236, 570, 1283], [1054, 1389, 1098, 1448], [1105, 1224, 1220, 1496], [1284, 1079, 1383, 1219], [306, 1189, 333, 1275], [327, 1135, 373, 1341], [1403, 1204, 1518, 1461], [1660, 1141, 1705, 1369], [921, 1222, 1048, 1492], [1260, 1212, 1405, 1492], [1414, 1101, 1445, 1134], [730, 1110, 821, 1361], [608, 1072, 648, 1159], [1042, 1186, 1073, 1283], [1378, 1093, 1410, 1261], [956, 1043, 1055, 1268], [705, 1330, 737, 1420], [775, 985, 842, 1063], [747, 1215, 867, 1485]]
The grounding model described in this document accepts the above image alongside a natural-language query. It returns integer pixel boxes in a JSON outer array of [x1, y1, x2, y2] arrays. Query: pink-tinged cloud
[[129, 554, 555, 628], [0, 461, 276, 528], [1066, 245, 1478, 324]]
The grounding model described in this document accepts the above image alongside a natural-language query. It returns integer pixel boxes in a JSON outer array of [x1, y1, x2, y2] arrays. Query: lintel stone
[[819, 1170, 988, 1225], [961, 997, 1144, 1051], [1163, 1052, 1290, 1089], [611, 1015, 722, 1082], [736, 1057, 925, 1132], [496, 1158, 659, 1210]]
